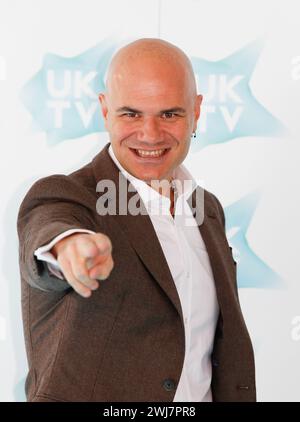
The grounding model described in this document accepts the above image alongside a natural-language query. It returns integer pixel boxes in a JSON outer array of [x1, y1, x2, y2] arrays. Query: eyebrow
[[116, 106, 186, 114]]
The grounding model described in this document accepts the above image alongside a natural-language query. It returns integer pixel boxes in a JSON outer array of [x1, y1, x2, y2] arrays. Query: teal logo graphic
[[191, 39, 286, 151], [21, 39, 116, 143], [225, 192, 282, 288]]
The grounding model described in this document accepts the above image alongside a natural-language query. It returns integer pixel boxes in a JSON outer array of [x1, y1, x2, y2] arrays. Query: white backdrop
[[1, 0, 300, 401]]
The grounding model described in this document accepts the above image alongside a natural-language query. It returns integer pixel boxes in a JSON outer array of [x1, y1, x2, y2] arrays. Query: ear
[[193, 94, 203, 132], [99, 93, 109, 125]]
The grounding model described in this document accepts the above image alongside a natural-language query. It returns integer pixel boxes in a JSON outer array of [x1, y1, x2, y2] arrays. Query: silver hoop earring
[[192, 131, 196, 138]]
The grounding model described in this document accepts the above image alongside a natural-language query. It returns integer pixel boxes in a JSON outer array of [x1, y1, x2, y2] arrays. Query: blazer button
[[163, 379, 176, 392], [237, 384, 249, 390]]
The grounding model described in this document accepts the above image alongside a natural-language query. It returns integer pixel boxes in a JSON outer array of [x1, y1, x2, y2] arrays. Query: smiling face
[[99, 39, 202, 183]]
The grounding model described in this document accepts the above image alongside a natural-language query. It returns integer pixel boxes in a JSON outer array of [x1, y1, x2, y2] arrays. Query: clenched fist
[[51, 232, 114, 298]]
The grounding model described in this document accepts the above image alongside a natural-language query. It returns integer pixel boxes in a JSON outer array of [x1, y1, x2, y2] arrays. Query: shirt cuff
[[34, 228, 95, 277]]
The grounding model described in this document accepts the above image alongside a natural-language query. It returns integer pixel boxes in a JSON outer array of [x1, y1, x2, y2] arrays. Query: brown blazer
[[17, 142, 256, 402]]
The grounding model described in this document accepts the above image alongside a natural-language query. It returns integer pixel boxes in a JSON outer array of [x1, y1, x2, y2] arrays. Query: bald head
[[105, 38, 197, 99], [99, 38, 202, 184]]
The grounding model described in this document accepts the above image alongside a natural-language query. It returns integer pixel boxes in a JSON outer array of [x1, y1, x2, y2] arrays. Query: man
[[17, 38, 256, 402]]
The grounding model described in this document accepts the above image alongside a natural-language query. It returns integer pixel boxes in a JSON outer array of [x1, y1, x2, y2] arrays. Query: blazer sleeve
[[209, 192, 226, 230], [17, 174, 97, 292]]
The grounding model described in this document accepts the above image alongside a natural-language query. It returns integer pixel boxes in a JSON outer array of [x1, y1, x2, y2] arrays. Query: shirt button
[[162, 379, 176, 392], [237, 384, 250, 391]]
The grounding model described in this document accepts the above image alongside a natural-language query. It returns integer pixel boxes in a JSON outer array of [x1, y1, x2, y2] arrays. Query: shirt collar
[[108, 143, 197, 210]]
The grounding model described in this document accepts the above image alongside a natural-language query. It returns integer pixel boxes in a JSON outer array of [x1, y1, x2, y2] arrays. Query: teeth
[[136, 149, 166, 157]]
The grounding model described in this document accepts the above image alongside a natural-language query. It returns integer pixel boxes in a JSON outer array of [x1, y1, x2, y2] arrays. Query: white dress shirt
[[34, 145, 219, 401]]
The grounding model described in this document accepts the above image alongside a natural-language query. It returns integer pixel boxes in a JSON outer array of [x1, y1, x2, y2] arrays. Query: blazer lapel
[[115, 202, 184, 319], [187, 189, 238, 321]]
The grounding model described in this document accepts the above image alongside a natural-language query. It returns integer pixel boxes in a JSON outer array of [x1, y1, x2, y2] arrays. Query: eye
[[162, 112, 176, 119], [123, 112, 139, 118]]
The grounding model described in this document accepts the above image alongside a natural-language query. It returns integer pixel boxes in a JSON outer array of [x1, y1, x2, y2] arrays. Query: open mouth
[[129, 147, 170, 159]]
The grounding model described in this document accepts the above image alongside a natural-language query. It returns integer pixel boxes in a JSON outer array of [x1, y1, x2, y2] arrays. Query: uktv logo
[[225, 192, 282, 289], [20, 38, 117, 143], [191, 39, 286, 151]]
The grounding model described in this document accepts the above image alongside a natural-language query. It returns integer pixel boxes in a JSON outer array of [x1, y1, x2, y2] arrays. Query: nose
[[138, 116, 161, 142]]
